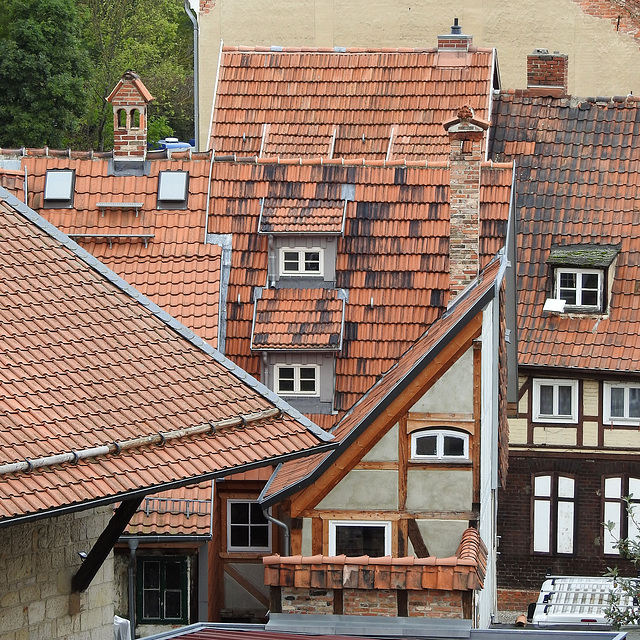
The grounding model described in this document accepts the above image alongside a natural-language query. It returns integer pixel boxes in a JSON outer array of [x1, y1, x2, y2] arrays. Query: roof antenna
[[451, 18, 462, 35]]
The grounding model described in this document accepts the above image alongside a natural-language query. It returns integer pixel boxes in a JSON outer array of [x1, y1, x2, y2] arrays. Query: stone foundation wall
[[0, 506, 114, 640]]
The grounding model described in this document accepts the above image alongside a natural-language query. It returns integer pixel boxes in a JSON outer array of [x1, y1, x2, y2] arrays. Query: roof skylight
[[157, 171, 189, 209], [44, 169, 75, 207]]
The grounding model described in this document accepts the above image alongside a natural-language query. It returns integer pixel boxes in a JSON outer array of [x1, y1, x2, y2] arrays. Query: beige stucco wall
[[0, 506, 114, 640], [533, 425, 578, 446], [406, 469, 472, 511], [361, 423, 398, 462], [411, 520, 469, 558], [316, 469, 398, 510], [198, 0, 640, 148], [583, 379, 599, 416]]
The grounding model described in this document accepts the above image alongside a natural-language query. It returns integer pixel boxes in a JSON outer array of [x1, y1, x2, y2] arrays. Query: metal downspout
[[184, 1, 199, 150], [128, 539, 139, 639], [262, 508, 290, 557]]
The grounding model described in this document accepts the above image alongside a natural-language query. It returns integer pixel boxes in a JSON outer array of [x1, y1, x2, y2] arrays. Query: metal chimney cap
[[451, 17, 462, 34]]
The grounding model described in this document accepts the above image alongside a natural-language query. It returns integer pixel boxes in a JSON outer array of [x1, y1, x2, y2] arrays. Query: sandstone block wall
[[0, 506, 115, 640]]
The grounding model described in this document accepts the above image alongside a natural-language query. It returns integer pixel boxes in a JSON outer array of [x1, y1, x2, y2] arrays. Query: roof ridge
[[222, 44, 494, 54], [497, 88, 640, 104], [213, 154, 450, 169], [0, 147, 213, 160]]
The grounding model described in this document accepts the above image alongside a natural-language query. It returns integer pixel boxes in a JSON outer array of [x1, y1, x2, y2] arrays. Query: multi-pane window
[[227, 500, 271, 552], [328, 521, 391, 557], [280, 247, 323, 276], [555, 268, 602, 310], [604, 383, 640, 426], [533, 474, 575, 555], [603, 476, 640, 555], [533, 379, 578, 423], [410, 429, 469, 461], [275, 364, 318, 396], [137, 556, 187, 624]]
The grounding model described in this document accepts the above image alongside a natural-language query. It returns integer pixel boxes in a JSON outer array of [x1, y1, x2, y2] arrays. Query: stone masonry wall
[[343, 588, 397, 616], [282, 587, 333, 614], [408, 589, 464, 617], [0, 506, 115, 640]]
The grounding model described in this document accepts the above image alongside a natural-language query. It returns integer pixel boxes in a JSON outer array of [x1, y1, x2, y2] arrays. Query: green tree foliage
[[0, 0, 88, 148]]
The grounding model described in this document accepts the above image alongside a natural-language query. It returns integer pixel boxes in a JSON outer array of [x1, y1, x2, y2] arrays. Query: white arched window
[[410, 429, 469, 461]]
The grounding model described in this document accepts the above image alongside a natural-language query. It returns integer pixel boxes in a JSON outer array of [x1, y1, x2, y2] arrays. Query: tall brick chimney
[[106, 71, 154, 157], [443, 106, 489, 299], [438, 18, 473, 52], [527, 49, 568, 96]]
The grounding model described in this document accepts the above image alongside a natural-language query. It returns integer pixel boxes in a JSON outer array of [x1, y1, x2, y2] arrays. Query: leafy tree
[[0, 0, 88, 148]]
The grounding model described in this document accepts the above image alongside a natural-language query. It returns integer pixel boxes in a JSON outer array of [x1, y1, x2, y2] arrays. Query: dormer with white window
[[545, 244, 619, 314]]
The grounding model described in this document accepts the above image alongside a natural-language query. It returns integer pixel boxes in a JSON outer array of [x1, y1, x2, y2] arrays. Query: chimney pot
[[451, 18, 462, 34]]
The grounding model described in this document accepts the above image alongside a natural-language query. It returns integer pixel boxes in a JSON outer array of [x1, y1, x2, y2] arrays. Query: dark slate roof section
[[547, 244, 620, 268], [0, 187, 331, 443]]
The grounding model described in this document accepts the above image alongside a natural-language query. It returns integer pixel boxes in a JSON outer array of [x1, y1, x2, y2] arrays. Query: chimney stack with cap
[[527, 49, 568, 96], [443, 106, 490, 299], [438, 18, 473, 52], [106, 71, 155, 158]]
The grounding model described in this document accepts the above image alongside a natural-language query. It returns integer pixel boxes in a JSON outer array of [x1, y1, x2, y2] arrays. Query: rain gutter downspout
[[184, 1, 199, 150], [128, 538, 138, 640], [262, 508, 290, 556]]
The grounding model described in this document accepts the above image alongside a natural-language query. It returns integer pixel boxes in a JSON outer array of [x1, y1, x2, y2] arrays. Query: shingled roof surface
[[210, 47, 497, 160], [261, 256, 505, 504], [3, 151, 221, 346], [0, 188, 332, 525], [209, 159, 512, 428], [490, 93, 640, 372]]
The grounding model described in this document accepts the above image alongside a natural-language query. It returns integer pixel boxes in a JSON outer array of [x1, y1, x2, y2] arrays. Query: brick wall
[[408, 589, 464, 617], [572, 0, 640, 44], [343, 589, 397, 616], [497, 456, 640, 592], [527, 51, 568, 95], [437, 36, 473, 51], [282, 587, 333, 614], [0, 506, 114, 640]]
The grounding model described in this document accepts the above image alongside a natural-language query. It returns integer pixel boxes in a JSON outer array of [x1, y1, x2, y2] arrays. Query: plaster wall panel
[[508, 418, 528, 445], [533, 426, 577, 446], [583, 421, 599, 447], [198, 0, 640, 147], [406, 469, 472, 511], [583, 379, 599, 416], [604, 429, 640, 449], [316, 469, 398, 510], [224, 563, 268, 609], [410, 348, 473, 414], [518, 382, 528, 415], [301, 517, 312, 556], [410, 520, 469, 558], [362, 423, 399, 462]]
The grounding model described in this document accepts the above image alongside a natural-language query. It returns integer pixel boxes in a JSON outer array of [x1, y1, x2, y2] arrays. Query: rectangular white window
[[279, 247, 323, 276], [227, 500, 271, 552], [604, 382, 640, 426], [275, 364, 318, 396], [328, 521, 391, 557], [533, 474, 575, 555], [533, 379, 578, 423], [604, 476, 640, 555], [555, 268, 602, 310], [44, 169, 75, 207]]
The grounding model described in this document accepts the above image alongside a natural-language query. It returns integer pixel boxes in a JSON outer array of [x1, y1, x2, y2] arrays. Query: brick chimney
[[438, 18, 473, 52], [526, 49, 568, 96], [443, 106, 489, 299], [106, 71, 154, 157]]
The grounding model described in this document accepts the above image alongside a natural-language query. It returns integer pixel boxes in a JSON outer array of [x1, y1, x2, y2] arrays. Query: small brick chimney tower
[[438, 18, 473, 52], [526, 49, 568, 96], [106, 71, 154, 157], [443, 106, 489, 299]]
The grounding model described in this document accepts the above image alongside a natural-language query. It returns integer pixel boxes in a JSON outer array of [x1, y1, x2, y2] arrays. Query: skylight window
[[43, 169, 75, 208], [157, 171, 189, 209]]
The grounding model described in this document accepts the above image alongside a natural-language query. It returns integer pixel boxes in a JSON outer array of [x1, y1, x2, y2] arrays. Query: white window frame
[[603, 476, 640, 555], [603, 382, 640, 426], [226, 499, 272, 553], [555, 267, 602, 310], [410, 429, 469, 461], [532, 379, 579, 423], [328, 520, 392, 557], [533, 474, 575, 555], [279, 247, 324, 277], [275, 364, 319, 396]]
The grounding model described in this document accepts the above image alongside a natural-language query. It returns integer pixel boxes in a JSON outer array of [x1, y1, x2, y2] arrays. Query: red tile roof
[[490, 93, 640, 372], [259, 193, 346, 235], [261, 255, 506, 504], [252, 288, 344, 351], [0, 188, 333, 524], [210, 47, 497, 161]]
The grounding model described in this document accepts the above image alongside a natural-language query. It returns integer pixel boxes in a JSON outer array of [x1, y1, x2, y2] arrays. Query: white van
[[529, 576, 638, 627]]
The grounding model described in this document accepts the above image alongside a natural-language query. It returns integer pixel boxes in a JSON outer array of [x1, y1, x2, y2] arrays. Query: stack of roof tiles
[[490, 92, 640, 372]]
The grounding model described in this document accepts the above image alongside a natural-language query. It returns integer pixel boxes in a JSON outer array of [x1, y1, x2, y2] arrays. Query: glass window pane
[[164, 561, 182, 590], [628, 503, 640, 544], [581, 290, 598, 306], [629, 388, 640, 418], [250, 524, 269, 548], [534, 475, 551, 497], [611, 388, 625, 418], [164, 590, 182, 619], [604, 500, 621, 554], [629, 478, 640, 498], [230, 525, 249, 547], [443, 435, 465, 457], [581, 273, 599, 289], [557, 476, 574, 498], [559, 272, 576, 288], [304, 251, 320, 272], [299, 367, 316, 393], [605, 476, 622, 499], [533, 500, 551, 553], [250, 502, 268, 524], [557, 501, 574, 553], [230, 502, 249, 524], [283, 252, 299, 271], [415, 435, 437, 457], [557, 385, 573, 416], [143, 561, 160, 589], [143, 590, 161, 619], [335, 525, 386, 556], [539, 385, 554, 415], [278, 368, 295, 392]]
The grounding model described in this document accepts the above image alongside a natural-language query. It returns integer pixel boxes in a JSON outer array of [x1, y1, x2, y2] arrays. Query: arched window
[[117, 108, 127, 129], [131, 109, 141, 128], [410, 428, 469, 461]]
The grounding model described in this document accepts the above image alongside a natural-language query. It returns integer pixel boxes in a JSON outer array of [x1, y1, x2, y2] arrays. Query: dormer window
[[43, 169, 75, 208], [410, 429, 469, 461], [275, 364, 318, 396], [555, 268, 601, 310], [280, 247, 323, 277], [157, 171, 189, 210]]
